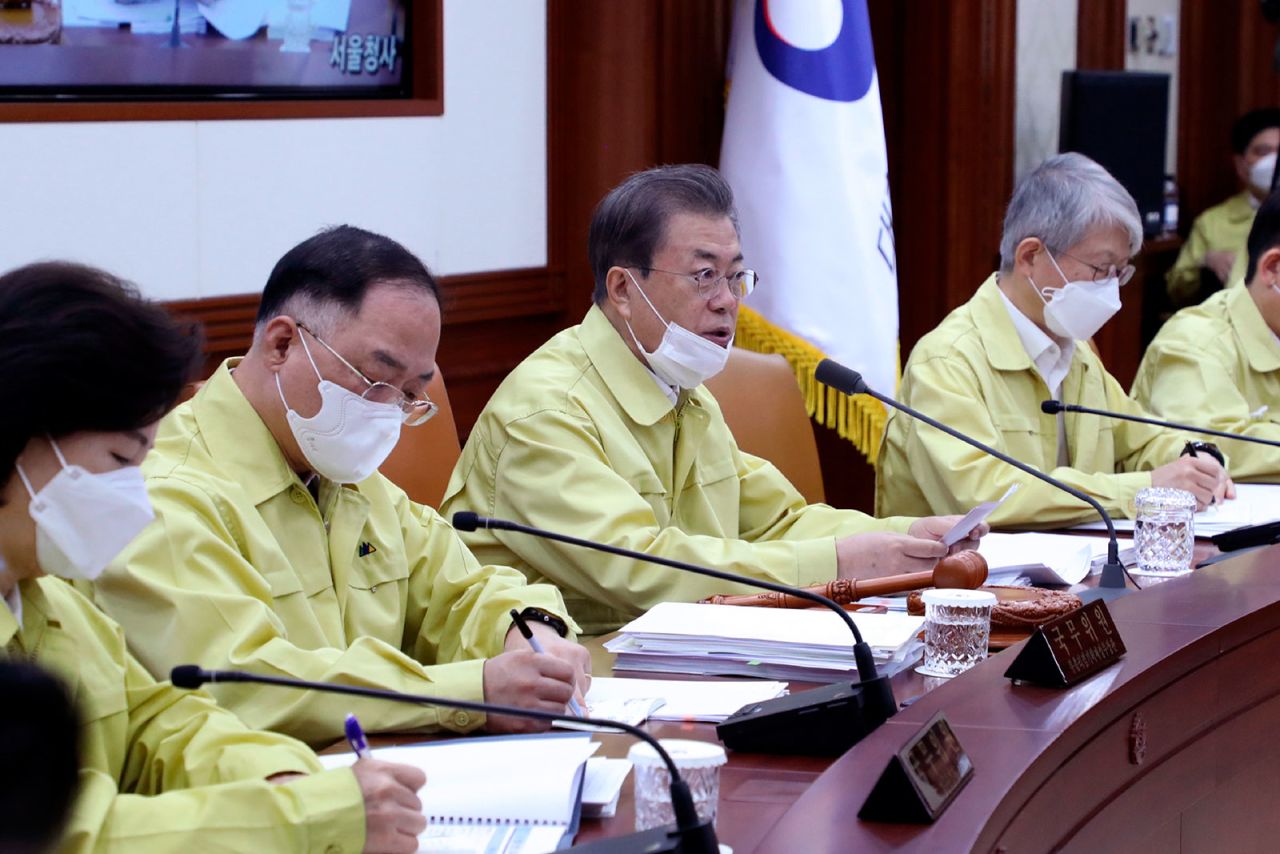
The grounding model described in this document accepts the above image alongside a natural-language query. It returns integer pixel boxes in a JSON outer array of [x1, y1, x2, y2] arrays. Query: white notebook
[[319, 732, 598, 852]]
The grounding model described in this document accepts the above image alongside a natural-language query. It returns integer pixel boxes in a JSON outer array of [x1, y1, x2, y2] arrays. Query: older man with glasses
[[441, 164, 980, 636], [876, 153, 1234, 529], [92, 225, 591, 747]]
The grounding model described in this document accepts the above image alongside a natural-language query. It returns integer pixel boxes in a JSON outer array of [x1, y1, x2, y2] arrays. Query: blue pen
[[344, 713, 372, 759], [509, 609, 586, 717]]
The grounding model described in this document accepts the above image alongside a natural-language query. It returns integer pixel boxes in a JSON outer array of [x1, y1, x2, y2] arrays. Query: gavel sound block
[[699, 550, 988, 609]]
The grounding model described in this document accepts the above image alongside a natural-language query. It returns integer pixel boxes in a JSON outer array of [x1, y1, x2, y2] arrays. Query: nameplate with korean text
[[1004, 599, 1125, 688]]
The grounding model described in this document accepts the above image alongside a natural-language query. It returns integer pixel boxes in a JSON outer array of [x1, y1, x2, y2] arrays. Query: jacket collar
[[972, 274, 1039, 372], [1226, 285, 1280, 373], [3, 577, 49, 652], [189, 359, 308, 506], [579, 305, 679, 427], [1226, 191, 1262, 222]]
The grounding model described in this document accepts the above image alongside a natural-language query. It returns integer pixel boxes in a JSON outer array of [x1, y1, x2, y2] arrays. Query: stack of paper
[[1074, 483, 1280, 536], [319, 732, 597, 852], [584, 676, 788, 723], [604, 602, 924, 683], [979, 531, 1138, 585]]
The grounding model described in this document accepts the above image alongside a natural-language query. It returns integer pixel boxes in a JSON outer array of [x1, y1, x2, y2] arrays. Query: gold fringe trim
[[735, 305, 897, 463]]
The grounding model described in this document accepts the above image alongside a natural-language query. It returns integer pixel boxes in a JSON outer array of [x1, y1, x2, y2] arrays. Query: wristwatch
[[1181, 441, 1225, 467], [516, 607, 569, 638]]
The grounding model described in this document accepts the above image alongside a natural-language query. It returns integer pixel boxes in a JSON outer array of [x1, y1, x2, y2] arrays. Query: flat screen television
[[0, 0, 411, 101]]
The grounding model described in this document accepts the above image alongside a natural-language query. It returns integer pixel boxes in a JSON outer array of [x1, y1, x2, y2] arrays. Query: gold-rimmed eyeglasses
[[1052, 249, 1136, 287], [296, 323, 439, 427], [637, 266, 759, 301]]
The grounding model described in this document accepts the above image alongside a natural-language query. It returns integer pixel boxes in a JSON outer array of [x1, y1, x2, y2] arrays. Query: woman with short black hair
[[0, 261, 427, 853]]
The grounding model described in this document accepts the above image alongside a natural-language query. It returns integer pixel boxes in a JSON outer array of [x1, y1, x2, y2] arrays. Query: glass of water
[[917, 589, 997, 678], [1133, 487, 1196, 575], [629, 739, 726, 832]]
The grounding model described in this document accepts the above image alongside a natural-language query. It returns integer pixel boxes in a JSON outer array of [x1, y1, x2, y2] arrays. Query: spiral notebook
[[318, 732, 598, 852]]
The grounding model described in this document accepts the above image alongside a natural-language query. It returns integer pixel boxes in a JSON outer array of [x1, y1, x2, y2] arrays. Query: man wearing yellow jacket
[[442, 165, 981, 635], [95, 227, 590, 747], [878, 153, 1233, 529], [1166, 108, 1280, 305], [0, 260, 424, 854], [1133, 190, 1280, 481]]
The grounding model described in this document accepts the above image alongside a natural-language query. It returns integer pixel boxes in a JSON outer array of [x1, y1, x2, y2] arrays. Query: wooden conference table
[[570, 539, 1280, 852]]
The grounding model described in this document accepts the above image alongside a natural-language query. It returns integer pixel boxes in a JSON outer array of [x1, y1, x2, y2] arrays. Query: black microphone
[[451, 511, 897, 757], [815, 359, 1136, 602], [1042, 399, 1279, 553], [170, 665, 716, 854], [1040, 399, 1280, 449]]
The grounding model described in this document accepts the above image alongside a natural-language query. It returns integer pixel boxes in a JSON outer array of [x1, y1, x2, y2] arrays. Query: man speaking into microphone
[[877, 153, 1234, 529], [441, 165, 981, 636]]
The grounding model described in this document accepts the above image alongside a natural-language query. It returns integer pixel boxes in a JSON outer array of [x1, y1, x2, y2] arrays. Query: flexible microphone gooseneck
[[450, 511, 897, 756], [451, 511, 880, 681], [169, 665, 717, 854], [1040, 399, 1280, 449], [814, 359, 1137, 601]]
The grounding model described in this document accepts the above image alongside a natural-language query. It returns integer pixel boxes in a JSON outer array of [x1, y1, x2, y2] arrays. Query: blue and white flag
[[720, 0, 898, 459]]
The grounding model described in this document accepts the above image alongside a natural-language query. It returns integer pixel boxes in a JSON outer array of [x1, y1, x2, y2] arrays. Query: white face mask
[[16, 438, 155, 581], [276, 333, 403, 484], [1250, 152, 1277, 194], [622, 270, 732, 389], [1029, 253, 1122, 341]]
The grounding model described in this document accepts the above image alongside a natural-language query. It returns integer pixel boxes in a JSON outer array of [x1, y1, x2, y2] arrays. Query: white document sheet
[[580, 757, 632, 819], [979, 532, 1096, 585], [943, 484, 1019, 545], [584, 676, 788, 722], [1073, 483, 1280, 536]]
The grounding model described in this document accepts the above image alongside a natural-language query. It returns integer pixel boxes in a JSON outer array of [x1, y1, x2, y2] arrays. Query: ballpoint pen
[[345, 713, 372, 759]]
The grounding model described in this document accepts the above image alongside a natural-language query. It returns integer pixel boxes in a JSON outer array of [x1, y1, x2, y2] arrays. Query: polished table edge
[[757, 543, 1280, 852]]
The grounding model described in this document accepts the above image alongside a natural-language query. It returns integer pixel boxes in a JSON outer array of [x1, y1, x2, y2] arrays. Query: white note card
[[943, 484, 1019, 546]]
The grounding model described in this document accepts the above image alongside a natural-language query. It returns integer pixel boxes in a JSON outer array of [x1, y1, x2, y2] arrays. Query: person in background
[[877, 153, 1233, 529], [1133, 188, 1280, 481], [1166, 107, 1280, 305], [0, 261, 426, 853], [442, 165, 983, 636], [93, 226, 590, 747], [0, 660, 79, 854]]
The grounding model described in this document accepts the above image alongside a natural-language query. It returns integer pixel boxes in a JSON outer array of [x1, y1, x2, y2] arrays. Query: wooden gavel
[[699, 550, 988, 609]]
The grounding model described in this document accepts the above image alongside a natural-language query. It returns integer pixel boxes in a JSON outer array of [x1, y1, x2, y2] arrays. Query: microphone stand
[[451, 512, 898, 756], [170, 666, 717, 854], [1041, 400, 1280, 449], [815, 359, 1136, 601]]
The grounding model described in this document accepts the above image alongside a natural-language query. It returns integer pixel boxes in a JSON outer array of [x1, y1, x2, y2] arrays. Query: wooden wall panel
[[1076, 0, 1126, 71], [547, 0, 734, 322], [1178, 1, 1280, 236], [869, 0, 1017, 356]]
